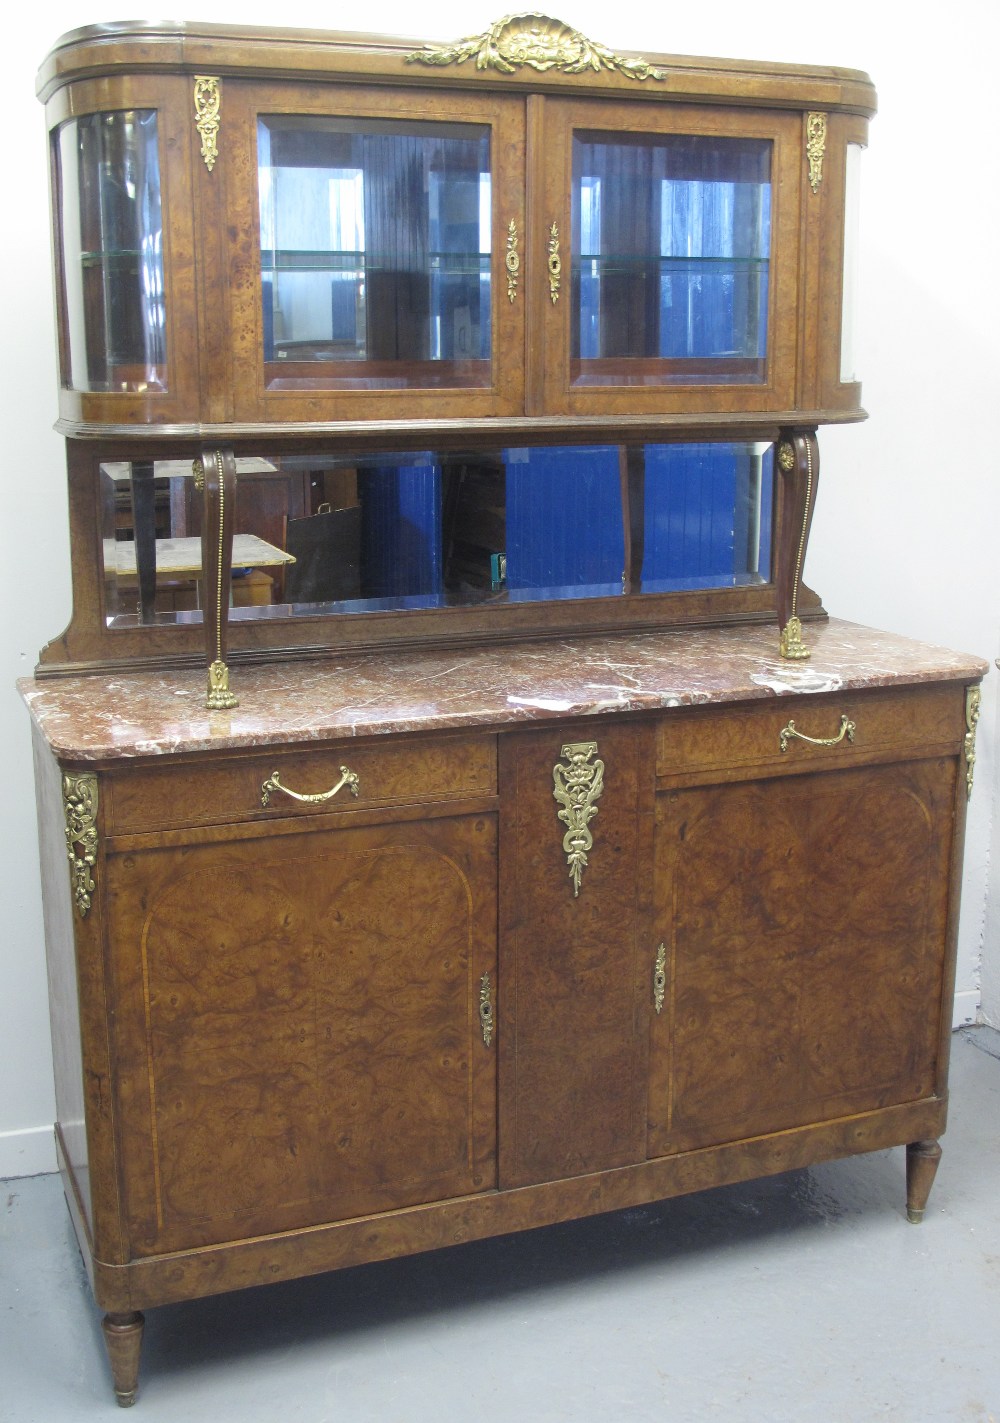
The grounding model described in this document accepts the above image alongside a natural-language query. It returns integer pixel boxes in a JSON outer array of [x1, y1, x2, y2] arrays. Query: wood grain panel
[[108, 733, 496, 834], [649, 758, 957, 1157], [107, 813, 496, 1254], [656, 684, 964, 785], [499, 721, 654, 1187]]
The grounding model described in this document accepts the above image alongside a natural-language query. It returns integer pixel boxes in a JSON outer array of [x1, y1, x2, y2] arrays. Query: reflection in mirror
[[572, 132, 772, 385], [258, 115, 492, 389], [101, 443, 773, 629]]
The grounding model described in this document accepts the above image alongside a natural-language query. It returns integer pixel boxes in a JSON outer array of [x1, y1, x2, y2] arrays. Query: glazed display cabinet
[[24, 14, 985, 1407]]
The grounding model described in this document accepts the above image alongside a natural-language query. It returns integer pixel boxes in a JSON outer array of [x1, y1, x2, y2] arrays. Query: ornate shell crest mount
[[406, 12, 667, 82]]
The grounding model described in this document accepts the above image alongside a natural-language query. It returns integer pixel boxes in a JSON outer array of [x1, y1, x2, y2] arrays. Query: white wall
[[2, 0, 998, 1178]]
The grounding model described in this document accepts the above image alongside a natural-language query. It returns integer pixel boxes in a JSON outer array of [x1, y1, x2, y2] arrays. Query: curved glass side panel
[[100, 443, 773, 627], [258, 116, 492, 390], [572, 132, 771, 387], [840, 142, 863, 383], [56, 111, 166, 393]]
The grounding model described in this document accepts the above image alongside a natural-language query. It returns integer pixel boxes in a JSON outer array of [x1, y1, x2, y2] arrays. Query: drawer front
[[108, 733, 496, 834], [656, 684, 965, 784]]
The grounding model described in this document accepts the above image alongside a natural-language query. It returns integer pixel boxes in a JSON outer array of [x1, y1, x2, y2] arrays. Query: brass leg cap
[[906, 1206, 925, 1225]]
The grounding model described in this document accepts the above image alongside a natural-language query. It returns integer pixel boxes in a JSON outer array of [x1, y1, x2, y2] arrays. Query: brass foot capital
[[779, 616, 811, 661]]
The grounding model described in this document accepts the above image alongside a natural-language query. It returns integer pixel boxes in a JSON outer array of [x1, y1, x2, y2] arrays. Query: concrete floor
[[2, 1028, 998, 1423]]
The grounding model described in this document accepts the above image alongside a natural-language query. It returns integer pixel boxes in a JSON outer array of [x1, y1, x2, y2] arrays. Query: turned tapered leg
[[101, 1311, 145, 1407], [906, 1139, 943, 1224]]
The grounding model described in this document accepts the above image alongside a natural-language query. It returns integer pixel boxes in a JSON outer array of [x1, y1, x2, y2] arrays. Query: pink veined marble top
[[19, 618, 988, 763]]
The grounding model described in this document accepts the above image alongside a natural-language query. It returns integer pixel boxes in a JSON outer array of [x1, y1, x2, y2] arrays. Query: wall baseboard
[[0, 1125, 56, 1180]]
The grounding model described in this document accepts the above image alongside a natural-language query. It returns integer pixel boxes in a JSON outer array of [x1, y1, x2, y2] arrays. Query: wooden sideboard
[[23, 620, 985, 1405], [27, 15, 986, 1408]]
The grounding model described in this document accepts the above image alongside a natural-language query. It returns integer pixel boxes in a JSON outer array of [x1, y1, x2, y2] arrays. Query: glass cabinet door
[[48, 77, 201, 424], [537, 100, 802, 415], [227, 85, 526, 422]]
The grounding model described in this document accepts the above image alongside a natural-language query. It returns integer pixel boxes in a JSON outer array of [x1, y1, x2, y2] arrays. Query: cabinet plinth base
[[101, 1312, 145, 1407], [906, 1139, 943, 1223]]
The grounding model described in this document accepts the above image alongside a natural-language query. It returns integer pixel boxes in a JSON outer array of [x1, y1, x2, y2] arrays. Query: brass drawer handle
[[261, 765, 360, 808], [479, 972, 494, 1048], [779, 714, 856, 754]]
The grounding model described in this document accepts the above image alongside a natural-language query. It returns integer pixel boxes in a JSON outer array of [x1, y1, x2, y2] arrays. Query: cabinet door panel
[[536, 98, 801, 417], [108, 814, 496, 1254], [224, 81, 526, 423], [650, 760, 956, 1157], [499, 723, 653, 1187]]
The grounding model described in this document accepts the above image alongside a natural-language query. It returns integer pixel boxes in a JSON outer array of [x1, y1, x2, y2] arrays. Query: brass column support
[[775, 430, 819, 660], [194, 448, 238, 710]]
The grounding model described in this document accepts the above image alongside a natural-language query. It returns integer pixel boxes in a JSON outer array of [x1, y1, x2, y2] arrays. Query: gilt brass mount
[[505, 218, 520, 303], [405, 13, 667, 82], [778, 437, 815, 661], [261, 765, 360, 808], [547, 223, 561, 302], [779, 713, 856, 753], [63, 773, 98, 918], [552, 740, 605, 897], [194, 76, 221, 172], [806, 111, 827, 193], [653, 943, 667, 1016], [195, 450, 238, 711], [479, 972, 495, 1047], [965, 685, 981, 800]]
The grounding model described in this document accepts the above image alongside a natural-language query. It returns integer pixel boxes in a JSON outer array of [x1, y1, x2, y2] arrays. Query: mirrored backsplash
[[100, 443, 774, 628]]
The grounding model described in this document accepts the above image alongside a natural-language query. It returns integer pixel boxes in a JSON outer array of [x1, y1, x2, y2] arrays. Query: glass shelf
[[261, 251, 491, 275]]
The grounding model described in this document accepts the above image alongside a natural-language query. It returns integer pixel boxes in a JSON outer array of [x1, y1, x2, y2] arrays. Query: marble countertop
[[19, 619, 988, 763]]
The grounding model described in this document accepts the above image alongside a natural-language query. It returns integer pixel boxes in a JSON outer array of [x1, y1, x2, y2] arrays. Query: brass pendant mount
[[194, 76, 221, 172], [552, 740, 605, 897]]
